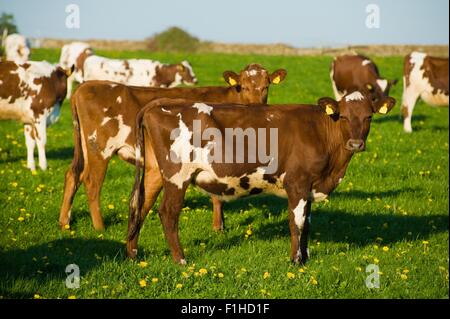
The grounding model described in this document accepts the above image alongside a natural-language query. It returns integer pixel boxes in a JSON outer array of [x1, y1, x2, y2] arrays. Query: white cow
[[59, 42, 93, 99], [0, 60, 72, 171], [4, 34, 30, 64], [401, 52, 449, 133]]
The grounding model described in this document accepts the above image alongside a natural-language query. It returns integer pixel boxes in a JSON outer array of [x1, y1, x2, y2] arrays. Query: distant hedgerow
[[146, 26, 200, 53]]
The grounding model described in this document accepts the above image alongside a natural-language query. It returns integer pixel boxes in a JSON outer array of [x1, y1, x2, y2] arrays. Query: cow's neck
[[324, 116, 354, 184]]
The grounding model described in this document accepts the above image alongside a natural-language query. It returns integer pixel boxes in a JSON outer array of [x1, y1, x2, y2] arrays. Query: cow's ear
[[373, 96, 396, 114], [223, 71, 239, 86], [318, 97, 339, 116], [66, 64, 75, 77], [177, 64, 185, 72], [389, 79, 398, 87], [269, 69, 287, 84]]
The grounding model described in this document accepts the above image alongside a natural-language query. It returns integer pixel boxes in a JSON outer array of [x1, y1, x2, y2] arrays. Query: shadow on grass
[[372, 114, 427, 124], [0, 238, 125, 298]]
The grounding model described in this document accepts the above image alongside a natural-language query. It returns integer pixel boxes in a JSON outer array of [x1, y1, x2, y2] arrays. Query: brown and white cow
[[59, 42, 94, 99], [59, 64, 287, 231], [330, 54, 397, 102], [83, 55, 198, 88], [126, 91, 396, 264], [401, 52, 449, 133], [0, 60, 72, 170], [3, 34, 30, 64]]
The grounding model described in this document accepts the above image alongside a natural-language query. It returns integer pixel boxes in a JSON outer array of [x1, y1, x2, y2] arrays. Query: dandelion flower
[[64, 224, 70, 230], [107, 204, 114, 210], [151, 277, 159, 283], [374, 258, 379, 264], [298, 268, 305, 273], [422, 240, 429, 245], [382, 246, 389, 252], [310, 277, 318, 285], [139, 261, 148, 268], [68, 295, 76, 299], [287, 272, 295, 279], [17, 217, 24, 222], [139, 279, 147, 287], [400, 274, 408, 280], [199, 268, 208, 276], [176, 283, 183, 289], [263, 272, 270, 279], [34, 294, 41, 299]]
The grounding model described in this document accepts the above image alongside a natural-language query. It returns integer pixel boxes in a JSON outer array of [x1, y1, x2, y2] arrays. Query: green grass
[[0, 48, 448, 299]]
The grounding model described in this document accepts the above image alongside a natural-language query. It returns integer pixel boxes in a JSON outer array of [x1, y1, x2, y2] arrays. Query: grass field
[[0, 48, 448, 299]]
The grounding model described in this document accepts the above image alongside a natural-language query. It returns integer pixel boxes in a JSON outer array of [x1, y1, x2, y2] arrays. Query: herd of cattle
[[0, 33, 448, 265]]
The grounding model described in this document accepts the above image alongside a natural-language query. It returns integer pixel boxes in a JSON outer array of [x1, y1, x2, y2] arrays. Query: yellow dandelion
[[263, 272, 270, 279], [287, 272, 295, 279], [218, 272, 224, 278], [382, 246, 389, 252], [151, 277, 159, 283], [64, 224, 70, 230], [17, 217, 25, 222], [139, 279, 147, 287], [107, 204, 114, 210], [246, 229, 252, 236], [182, 271, 189, 278], [403, 269, 410, 274], [373, 245, 379, 250], [70, 230, 76, 236], [34, 294, 41, 299], [310, 277, 318, 285], [176, 283, 183, 289], [68, 295, 76, 299], [298, 268, 305, 273], [422, 240, 429, 245], [400, 274, 408, 280], [355, 267, 362, 272], [139, 261, 148, 268], [374, 258, 380, 264], [199, 268, 208, 276]]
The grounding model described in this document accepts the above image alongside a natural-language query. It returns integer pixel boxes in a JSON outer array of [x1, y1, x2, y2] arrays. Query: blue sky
[[1, 0, 448, 47]]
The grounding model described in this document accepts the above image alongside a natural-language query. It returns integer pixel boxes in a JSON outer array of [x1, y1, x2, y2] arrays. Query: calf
[[126, 92, 396, 264], [58, 42, 94, 99], [59, 64, 287, 231], [0, 60, 72, 170], [83, 55, 198, 88], [401, 52, 449, 133], [3, 34, 30, 64], [330, 53, 397, 102]]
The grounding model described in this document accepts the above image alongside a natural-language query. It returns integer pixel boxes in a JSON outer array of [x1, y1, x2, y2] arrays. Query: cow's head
[[223, 64, 287, 104], [175, 61, 198, 86], [366, 78, 398, 102], [318, 91, 396, 152], [52, 65, 75, 103]]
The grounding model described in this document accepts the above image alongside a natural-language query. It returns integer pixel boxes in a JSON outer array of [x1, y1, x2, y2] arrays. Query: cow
[[58, 42, 94, 99], [3, 34, 30, 64], [0, 60, 73, 171], [59, 64, 287, 232], [126, 92, 396, 265], [83, 55, 198, 88], [401, 52, 449, 133], [330, 53, 397, 102]]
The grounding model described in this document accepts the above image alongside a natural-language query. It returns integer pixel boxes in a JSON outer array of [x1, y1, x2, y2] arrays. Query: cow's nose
[[346, 139, 365, 152]]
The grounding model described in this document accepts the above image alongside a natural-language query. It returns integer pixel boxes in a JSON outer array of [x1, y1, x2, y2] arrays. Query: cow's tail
[[70, 93, 85, 185], [128, 105, 148, 240]]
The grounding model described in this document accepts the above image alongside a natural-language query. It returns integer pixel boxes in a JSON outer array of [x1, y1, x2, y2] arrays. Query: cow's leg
[[159, 182, 188, 264], [211, 196, 224, 232], [285, 182, 311, 264], [66, 74, 74, 99], [24, 124, 36, 171], [126, 165, 163, 259], [35, 119, 47, 170], [83, 154, 108, 231], [59, 163, 83, 229], [401, 82, 420, 133]]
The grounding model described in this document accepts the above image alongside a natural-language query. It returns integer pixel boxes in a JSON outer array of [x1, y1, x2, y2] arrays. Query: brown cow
[[401, 52, 449, 133], [0, 60, 72, 171], [126, 91, 396, 264], [59, 64, 287, 231], [330, 53, 397, 102]]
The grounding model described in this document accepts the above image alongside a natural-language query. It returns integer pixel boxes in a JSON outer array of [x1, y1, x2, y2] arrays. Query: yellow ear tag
[[272, 76, 281, 84], [66, 68, 73, 77], [379, 103, 388, 114], [366, 84, 373, 90], [228, 77, 237, 86], [325, 104, 334, 115]]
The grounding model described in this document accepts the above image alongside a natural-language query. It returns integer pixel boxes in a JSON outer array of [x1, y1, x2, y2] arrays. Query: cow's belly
[[194, 169, 287, 201], [421, 91, 449, 107], [0, 97, 34, 123]]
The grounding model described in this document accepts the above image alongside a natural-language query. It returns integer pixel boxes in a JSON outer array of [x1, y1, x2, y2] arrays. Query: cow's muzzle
[[345, 139, 365, 152]]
